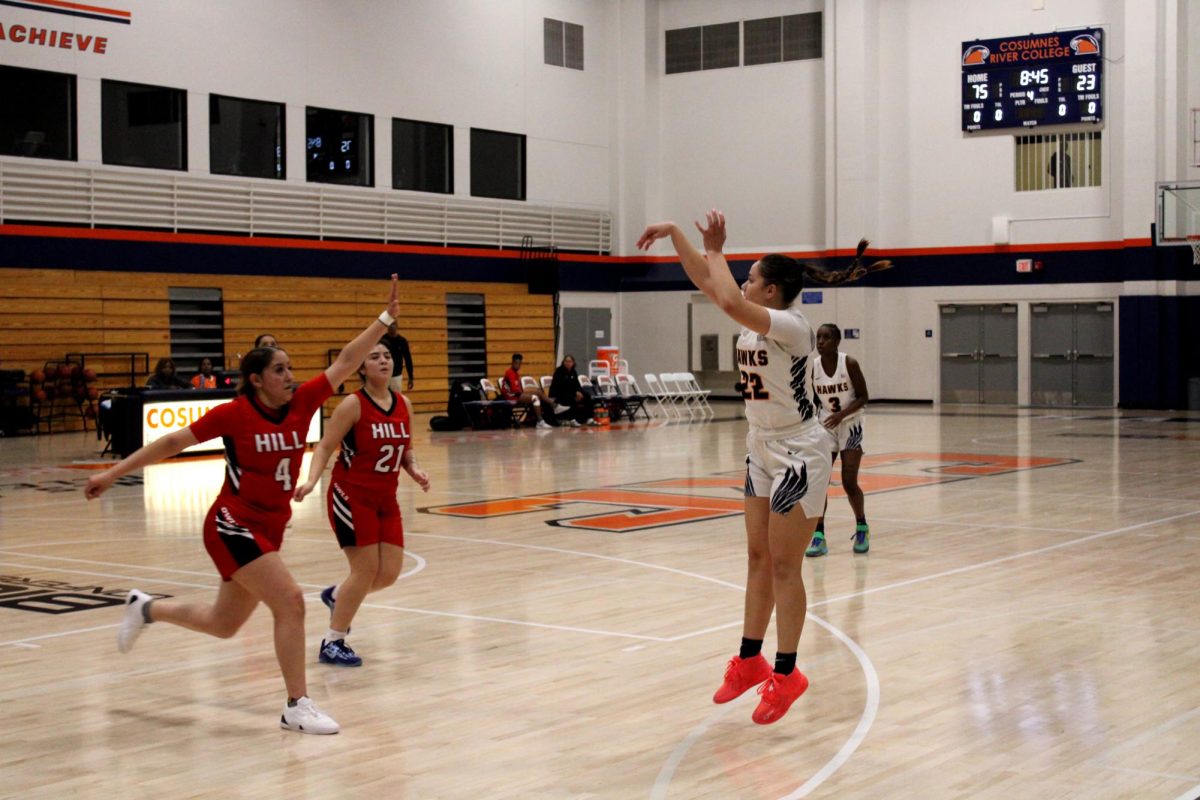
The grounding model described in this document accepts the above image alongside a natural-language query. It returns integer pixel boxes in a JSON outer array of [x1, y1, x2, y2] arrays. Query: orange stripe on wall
[[0, 223, 1154, 265], [21, 0, 131, 17]]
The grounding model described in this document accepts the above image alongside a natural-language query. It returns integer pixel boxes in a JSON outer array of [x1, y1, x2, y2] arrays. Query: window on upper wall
[[1015, 131, 1102, 191], [544, 18, 584, 70], [470, 128, 525, 201], [666, 21, 740, 74], [744, 12, 823, 65], [210, 95, 285, 180], [0, 65, 76, 161], [306, 106, 373, 187], [101, 79, 186, 170], [393, 118, 453, 194]]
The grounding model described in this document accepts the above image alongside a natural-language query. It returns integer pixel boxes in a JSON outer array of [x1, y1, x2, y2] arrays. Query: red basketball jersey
[[331, 389, 411, 494], [189, 374, 332, 518]]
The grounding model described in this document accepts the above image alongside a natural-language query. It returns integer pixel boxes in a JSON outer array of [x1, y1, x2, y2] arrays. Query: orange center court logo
[[421, 452, 1076, 533]]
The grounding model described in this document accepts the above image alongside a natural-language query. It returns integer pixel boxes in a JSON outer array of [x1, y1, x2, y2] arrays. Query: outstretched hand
[[386, 273, 400, 319], [293, 481, 316, 502], [694, 209, 726, 253], [84, 469, 117, 500], [636, 222, 677, 251]]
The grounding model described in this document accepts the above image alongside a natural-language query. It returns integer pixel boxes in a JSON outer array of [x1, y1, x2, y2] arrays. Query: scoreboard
[[961, 28, 1103, 132]]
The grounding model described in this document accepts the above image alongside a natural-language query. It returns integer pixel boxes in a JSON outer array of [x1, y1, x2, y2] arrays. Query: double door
[[1030, 302, 1113, 406], [939, 304, 1018, 404]]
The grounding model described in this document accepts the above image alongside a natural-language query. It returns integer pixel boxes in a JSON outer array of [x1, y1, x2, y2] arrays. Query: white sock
[[325, 628, 348, 643]]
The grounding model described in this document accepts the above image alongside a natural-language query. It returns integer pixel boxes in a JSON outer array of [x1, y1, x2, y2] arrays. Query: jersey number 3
[[374, 444, 406, 473], [739, 371, 769, 400]]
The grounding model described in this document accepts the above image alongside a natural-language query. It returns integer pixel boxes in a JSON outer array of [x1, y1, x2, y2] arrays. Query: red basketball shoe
[[751, 669, 810, 725], [712, 653, 772, 704]]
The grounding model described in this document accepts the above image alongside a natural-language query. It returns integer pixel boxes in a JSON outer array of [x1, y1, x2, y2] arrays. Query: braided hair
[[800, 239, 892, 288], [757, 239, 892, 304]]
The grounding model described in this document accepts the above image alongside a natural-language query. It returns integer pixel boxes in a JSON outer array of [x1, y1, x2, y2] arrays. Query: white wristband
[[378, 310, 395, 327]]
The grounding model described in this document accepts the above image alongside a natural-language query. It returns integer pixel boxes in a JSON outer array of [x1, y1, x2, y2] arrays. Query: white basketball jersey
[[813, 351, 860, 420], [736, 305, 819, 436]]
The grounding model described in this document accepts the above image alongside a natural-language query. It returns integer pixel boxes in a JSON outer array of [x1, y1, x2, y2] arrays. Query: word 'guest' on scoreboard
[[961, 28, 1103, 132]]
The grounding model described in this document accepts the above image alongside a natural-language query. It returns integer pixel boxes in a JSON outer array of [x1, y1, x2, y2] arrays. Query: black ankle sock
[[287, 697, 298, 707], [739, 637, 763, 660], [774, 652, 797, 675], [856, 517, 867, 526], [141, 599, 155, 624]]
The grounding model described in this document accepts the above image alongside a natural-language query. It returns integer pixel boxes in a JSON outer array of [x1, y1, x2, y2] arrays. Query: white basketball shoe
[[280, 697, 340, 735], [117, 589, 153, 653]]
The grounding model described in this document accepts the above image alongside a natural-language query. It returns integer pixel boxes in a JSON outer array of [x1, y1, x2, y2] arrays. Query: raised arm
[[324, 274, 401, 390], [637, 211, 771, 334], [85, 427, 199, 499], [294, 394, 361, 502]]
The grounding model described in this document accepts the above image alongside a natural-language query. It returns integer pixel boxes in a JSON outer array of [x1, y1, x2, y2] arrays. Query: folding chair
[[588, 360, 610, 379], [643, 373, 680, 421], [661, 373, 700, 420], [540, 375, 553, 393], [592, 374, 629, 421], [521, 375, 539, 391], [577, 374, 606, 418], [460, 379, 511, 429], [479, 378, 528, 428], [681, 372, 714, 418], [615, 373, 649, 420]]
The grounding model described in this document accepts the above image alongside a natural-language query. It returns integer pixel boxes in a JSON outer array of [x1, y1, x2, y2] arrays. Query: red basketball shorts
[[326, 480, 404, 549], [202, 502, 287, 581]]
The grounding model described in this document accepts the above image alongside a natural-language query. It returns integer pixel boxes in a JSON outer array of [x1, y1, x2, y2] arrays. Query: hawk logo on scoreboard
[[1069, 34, 1100, 56], [962, 44, 990, 66]]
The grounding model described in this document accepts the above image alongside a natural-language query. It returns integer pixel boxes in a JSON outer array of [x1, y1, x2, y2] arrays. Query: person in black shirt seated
[[548, 354, 597, 427], [146, 358, 192, 390]]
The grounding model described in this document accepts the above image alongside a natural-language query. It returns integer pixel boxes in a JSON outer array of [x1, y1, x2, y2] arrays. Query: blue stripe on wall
[[0, 232, 1193, 289]]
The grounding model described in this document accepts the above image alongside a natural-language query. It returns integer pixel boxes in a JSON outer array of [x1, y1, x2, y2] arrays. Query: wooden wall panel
[[0, 268, 556, 424]]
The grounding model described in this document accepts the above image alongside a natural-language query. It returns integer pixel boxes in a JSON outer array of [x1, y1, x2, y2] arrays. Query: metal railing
[[0, 158, 612, 253]]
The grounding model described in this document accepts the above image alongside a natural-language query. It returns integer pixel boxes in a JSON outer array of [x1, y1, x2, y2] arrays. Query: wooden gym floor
[[2, 403, 1199, 799]]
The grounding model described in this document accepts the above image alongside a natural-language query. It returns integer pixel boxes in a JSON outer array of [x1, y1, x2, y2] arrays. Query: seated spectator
[[191, 357, 218, 389], [548, 354, 597, 427], [502, 353, 551, 430], [146, 358, 192, 390], [255, 333, 279, 349]]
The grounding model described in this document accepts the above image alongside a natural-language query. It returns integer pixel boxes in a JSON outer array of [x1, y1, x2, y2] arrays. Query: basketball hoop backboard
[[1156, 181, 1200, 245]]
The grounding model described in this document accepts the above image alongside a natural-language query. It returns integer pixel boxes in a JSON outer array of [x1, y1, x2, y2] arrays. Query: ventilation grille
[[0, 159, 611, 252]]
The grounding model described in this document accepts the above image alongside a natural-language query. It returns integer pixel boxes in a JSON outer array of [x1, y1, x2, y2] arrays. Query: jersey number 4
[[374, 444, 406, 473], [275, 458, 293, 491], [739, 371, 769, 400]]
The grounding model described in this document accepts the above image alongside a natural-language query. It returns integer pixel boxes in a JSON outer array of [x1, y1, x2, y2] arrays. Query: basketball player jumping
[[636, 212, 888, 724], [294, 340, 430, 668], [85, 275, 402, 735], [807, 323, 871, 557]]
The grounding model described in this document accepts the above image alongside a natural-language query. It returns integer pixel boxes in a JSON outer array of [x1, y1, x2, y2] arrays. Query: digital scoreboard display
[[961, 28, 1103, 132]]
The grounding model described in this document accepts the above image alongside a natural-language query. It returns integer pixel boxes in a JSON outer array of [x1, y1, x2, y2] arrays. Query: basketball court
[[3, 405, 1200, 799]]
